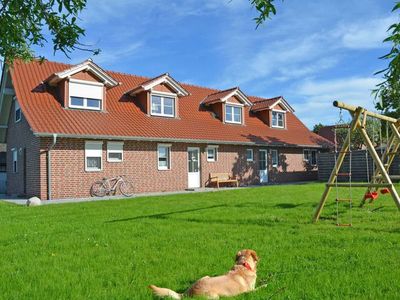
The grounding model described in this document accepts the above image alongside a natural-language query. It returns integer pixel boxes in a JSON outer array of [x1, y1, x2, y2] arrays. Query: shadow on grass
[[106, 204, 228, 223], [274, 203, 305, 209]]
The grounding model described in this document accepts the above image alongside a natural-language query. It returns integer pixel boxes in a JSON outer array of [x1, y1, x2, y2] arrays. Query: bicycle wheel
[[90, 181, 107, 197], [119, 180, 134, 197]]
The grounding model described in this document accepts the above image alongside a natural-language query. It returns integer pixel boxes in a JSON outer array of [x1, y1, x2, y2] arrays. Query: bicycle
[[90, 175, 134, 197]]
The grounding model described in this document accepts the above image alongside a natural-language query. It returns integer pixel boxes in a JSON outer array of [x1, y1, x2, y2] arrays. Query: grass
[[1, 183, 400, 299]]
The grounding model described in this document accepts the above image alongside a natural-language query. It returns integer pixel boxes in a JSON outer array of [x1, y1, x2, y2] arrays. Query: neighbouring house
[[0, 59, 330, 200], [317, 125, 336, 144]]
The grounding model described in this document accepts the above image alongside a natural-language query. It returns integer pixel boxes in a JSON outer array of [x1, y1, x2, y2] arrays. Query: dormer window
[[69, 79, 103, 111], [151, 93, 175, 117], [272, 110, 285, 128], [225, 104, 242, 124]]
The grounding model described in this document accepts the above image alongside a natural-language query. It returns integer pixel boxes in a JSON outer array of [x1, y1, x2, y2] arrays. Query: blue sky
[[32, 0, 396, 128]]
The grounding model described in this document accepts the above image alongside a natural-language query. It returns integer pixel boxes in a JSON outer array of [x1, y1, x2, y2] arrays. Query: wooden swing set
[[313, 101, 400, 224]]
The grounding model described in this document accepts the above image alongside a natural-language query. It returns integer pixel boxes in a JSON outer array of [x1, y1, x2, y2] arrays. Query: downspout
[[47, 134, 57, 200]]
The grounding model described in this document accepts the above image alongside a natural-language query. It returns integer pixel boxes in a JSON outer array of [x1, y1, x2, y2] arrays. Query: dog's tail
[[148, 284, 183, 299]]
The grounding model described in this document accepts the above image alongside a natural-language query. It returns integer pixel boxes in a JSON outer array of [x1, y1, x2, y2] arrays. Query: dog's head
[[235, 249, 259, 271]]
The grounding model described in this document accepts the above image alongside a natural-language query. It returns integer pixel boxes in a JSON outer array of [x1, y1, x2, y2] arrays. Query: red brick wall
[[7, 100, 41, 197], [37, 138, 317, 200]]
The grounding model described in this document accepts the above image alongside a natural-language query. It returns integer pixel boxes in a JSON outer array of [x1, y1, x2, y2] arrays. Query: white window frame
[[107, 142, 123, 162], [12, 148, 18, 173], [225, 104, 243, 124], [158, 143, 172, 170], [69, 79, 103, 111], [15, 99, 21, 123], [271, 149, 278, 167], [85, 141, 103, 172], [303, 149, 317, 166], [150, 91, 176, 118], [271, 110, 286, 128], [246, 149, 253, 162], [206, 145, 218, 162]]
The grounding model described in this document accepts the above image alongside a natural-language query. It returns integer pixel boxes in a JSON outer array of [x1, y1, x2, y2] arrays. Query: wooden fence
[[318, 150, 400, 182]]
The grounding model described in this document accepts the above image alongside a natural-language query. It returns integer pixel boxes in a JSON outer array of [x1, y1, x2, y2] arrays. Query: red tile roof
[[201, 87, 238, 105], [250, 96, 282, 112], [9, 59, 330, 148]]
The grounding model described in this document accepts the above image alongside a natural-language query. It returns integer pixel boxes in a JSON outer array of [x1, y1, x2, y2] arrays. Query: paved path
[[0, 186, 247, 206]]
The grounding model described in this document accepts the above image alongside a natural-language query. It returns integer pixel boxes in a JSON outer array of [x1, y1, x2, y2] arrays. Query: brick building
[[0, 59, 329, 200]]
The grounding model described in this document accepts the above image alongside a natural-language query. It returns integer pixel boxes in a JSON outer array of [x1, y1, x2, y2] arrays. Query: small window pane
[[158, 146, 170, 169], [207, 148, 216, 161], [246, 149, 253, 161], [87, 98, 101, 108], [108, 152, 122, 160], [71, 96, 84, 107], [271, 150, 278, 166], [233, 107, 241, 123], [15, 108, 21, 122], [163, 97, 174, 116], [87, 157, 101, 169], [311, 151, 317, 165], [151, 96, 162, 114]]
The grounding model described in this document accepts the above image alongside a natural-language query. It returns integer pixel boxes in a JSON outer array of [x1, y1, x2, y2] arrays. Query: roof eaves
[[33, 131, 328, 148]]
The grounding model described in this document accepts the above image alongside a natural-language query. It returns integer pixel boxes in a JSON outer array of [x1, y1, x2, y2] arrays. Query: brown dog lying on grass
[[149, 249, 259, 299]]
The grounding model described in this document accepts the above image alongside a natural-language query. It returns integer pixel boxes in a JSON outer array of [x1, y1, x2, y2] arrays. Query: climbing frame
[[313, 101, 400, 223]]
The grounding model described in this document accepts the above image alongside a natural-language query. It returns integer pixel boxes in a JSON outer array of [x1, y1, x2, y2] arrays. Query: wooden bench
[[209, 173, 239, 188]]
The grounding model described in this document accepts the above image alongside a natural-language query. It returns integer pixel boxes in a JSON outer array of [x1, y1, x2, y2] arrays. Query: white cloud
[[90, 42, 144, 65], [338, 16, 397, 49], [293, 77, 381, 127]]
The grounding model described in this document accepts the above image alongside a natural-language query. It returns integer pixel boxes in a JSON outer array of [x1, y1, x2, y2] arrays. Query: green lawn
[[1, 183, 400, 299]]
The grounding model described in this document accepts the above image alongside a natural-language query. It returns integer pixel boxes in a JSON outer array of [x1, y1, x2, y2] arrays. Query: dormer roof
[[126, 73, 190, 97], [201, 87, 252, 106], [251, 96, 294, 113], [45, 59, 119, 88]]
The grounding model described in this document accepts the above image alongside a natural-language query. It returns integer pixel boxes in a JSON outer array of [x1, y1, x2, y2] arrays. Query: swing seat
[[380, 188, 390, 194], [364, 191, 379, 200]]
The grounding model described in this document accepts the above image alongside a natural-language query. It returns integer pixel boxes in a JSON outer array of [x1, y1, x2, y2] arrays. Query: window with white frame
[[151, 94, 175, 117], [206, 146, 218, 162], [69, 79, 103, 110], [15, 100, 21, 123], [246, 149, 253, 161], [158, 144, 171, 170], [107, 142, 123, 162], [12, 149, 18, 173], [85, 141, 103, 171], [303, 149, 317, 165], [272, 111, 285, 128], [225, 104, 242, 124], [271, 149, 278, 167]]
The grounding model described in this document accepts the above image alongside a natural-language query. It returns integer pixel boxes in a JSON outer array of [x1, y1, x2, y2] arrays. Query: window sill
[[85, 169, 103, 172], [151, 113, 176, 118]]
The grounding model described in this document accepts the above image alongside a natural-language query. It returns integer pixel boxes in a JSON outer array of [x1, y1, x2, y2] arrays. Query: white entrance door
[[259, 150, 268, 183], [188, 147, 201, 188]]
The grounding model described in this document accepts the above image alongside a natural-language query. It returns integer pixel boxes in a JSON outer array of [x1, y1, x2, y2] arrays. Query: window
[[85, 141, 103, 171], [12, 149, 18, 173], [151, 94, 175, 117], [158, 144, 171, 170], [69, 79, 103, 110], [271, 149, 278, 167], [225, 104, 242, 124], [272, 111, 285, 128], [246, 149, 253, 162], [0, 152, 6, 172], [206, 146, 218, 162], [15, 100, 21, 123], [107, 142, 123, 162], [303, 149, 317, 165]]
